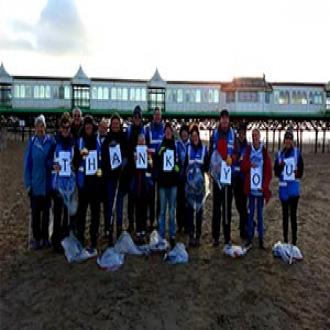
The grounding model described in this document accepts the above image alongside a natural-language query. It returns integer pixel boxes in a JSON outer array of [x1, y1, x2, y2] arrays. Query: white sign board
[[136, 146, 148, 169], [109, 144, 122, 170], [85, 150, 98, 175], [283, 157, 295, 181], [220, 161, 231, 185], [250, 166, 262, 190], [58, 151, 71, 177], [163, 149, 174, 172]]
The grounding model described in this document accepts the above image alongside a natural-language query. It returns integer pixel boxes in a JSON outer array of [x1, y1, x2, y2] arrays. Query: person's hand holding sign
[[226, 155, 232, 166]]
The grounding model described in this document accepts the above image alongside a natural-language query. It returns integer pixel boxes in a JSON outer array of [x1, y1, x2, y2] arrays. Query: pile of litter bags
[[61, 230, 189, 271], [272, 241, 303, 264]]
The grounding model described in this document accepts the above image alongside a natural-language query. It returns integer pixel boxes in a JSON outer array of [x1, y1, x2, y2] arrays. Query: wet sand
[[1, 140, 329, 329]]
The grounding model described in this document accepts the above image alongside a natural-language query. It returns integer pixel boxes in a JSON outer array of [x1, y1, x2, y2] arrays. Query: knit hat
[[164, 121, 173, 131], [219, 109, 229, 118], [284, 130, 294, 140], [133, 105, 142, 118], [179, 123, 189, 135], [35, 114, 46, 127]]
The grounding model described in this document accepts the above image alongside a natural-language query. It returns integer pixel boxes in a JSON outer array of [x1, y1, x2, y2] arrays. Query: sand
[[1, 139, 330, 329]]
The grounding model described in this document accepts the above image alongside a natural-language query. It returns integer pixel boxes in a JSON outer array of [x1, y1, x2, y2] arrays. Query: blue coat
[[24, 134, 55, 196]]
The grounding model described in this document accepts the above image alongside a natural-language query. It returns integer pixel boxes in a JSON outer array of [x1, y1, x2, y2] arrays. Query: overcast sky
[[0, 0, 329, 82]]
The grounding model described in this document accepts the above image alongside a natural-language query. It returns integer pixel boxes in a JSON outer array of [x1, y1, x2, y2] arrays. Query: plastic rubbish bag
[[114, 231, 145, 255], [272, 241, 303, 264], [54, 173, 78, 216], [164, 243, 189, 264], [223, 245, 247, 258], [149, 230, 169, 252], [61, 232, 97, 263], [185, 164, 205, 211], [97, 248, 125, 272], [210, 151, 222, 189]]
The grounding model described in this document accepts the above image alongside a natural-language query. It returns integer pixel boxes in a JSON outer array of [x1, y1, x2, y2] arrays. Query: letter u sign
[[283, 157, 295, 181]]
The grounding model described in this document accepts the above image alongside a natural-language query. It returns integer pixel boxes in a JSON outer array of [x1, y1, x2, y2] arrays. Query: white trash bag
[[272, 241, 303, 264], [114, 231, 145, 255], [149, 230, 169, 252], [164, 243, 189, 264], [223, 244, 247, 258], [61, 232, 97, 263], [97, 248, 125, 272]]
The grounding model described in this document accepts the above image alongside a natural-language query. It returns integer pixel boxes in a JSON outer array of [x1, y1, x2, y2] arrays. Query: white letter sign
[[250, 166, 262, 190], [136, 146, 148, 169], [283, 157, 295, 181], [220, 161, 231, 185], [58, 151, 71, 177], [109, 144, 122, 170], [163, 149, 174, 172], [85, 150, 98, 175]]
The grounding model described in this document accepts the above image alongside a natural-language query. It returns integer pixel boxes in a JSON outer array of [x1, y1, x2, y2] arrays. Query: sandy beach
[[1, 139, 329, 329]]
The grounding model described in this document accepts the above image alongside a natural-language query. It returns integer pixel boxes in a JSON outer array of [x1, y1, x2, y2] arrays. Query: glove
[[158, 146, 166, 155], [174, 164, 180, 173]]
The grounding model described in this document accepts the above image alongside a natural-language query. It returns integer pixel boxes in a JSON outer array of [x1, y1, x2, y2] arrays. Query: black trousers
[[176, 181, 187, 231], [187, 204, 203, 239], [30, 194, 51, 241], [77, 186, 101, 248], [281, 196, 299, 245], [135, 194, 147, 233], [233, 176, 248, 239], [52, 193, 69, 249], [212, 183, 233, 244]]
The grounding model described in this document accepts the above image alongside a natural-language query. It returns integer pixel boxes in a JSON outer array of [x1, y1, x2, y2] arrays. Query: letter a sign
[[58, 151, 71, 177], [163, 149, 174, 172], [250, 166, 262, 190], [283, 157, 295, 181], [85, 150, 98, 175], [136, 145, 148, 169], [109, 144, 122, 170], [220, 161, 231, 185]]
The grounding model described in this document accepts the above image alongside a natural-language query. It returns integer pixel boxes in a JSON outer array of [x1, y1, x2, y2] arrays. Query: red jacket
[[241, 144, 272, 203]]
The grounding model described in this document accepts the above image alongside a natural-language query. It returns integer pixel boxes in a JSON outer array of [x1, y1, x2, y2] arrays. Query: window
[[45, 85, 51, 99], [226, 91, 235, 103], [292, 91, 307, 104], [130, 88, 135, 101], [39, 86, 45, 98], [141, 88, 146, 101], [34, 86, 39, 98], [177, 89, 183, 103], [103, 87, 109, 100], [64, 86, 70, 99], [214, 89, 219, 103], [14, 85, 20, 98], [310, 92, 323, 105], [279, 91, 289, 104], [73, 86, 89, 107], [59, 86, 64, 99], [97, 87, 103, 100], [265, 92, 271, 103], [136, 88, 141, 101], [148, 87, 165, 111], [92, 87, 97, 99], [274, 90, 280, 104], [196, 90, 201, 103], [111, 87, 117, 100], [122, 88, 128, 101], [0, 85, 12, 106], [53, 86, 59, 99], [238, 91, 259, 102], [26, 85, 32, 98]]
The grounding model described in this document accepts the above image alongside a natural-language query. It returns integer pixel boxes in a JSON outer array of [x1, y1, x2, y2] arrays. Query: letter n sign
[[283, 157, 295, 181], [136, 146, 148, 169], [163, 149, 174, 172], [58, 151, 71, 177], [250, 166, 262, 190], [85, 150, 98, 175]]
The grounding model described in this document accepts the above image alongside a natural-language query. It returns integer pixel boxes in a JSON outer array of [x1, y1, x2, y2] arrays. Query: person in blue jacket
[[274, 130, 304, 246], [52, 113, 76, 253], [185, 124, 209, 247], [24, 114, 55, 250], [175, 123, 189, 233]]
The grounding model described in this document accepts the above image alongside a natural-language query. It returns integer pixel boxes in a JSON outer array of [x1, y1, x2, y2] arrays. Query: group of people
[[24, 106, 304, 255]]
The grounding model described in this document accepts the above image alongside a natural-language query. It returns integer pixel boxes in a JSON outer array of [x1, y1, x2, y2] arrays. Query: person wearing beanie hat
[[145, 107, 164, 232], [24, 114, 55, 250], [274, 129, 304, 246], [156, 121, 180, 248], [176, 123, 190, 233], [125, 106, 146, 233], [73, 114, 102, 254], [209, 108, 235, 247], [101, 113, 128, 246], [232, 122, 249, 239], [185, 123, 209, 247]]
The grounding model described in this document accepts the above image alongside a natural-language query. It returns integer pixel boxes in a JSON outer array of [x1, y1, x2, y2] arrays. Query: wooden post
[[315, 129, 318, 154], [322, 129, 326, 154]]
